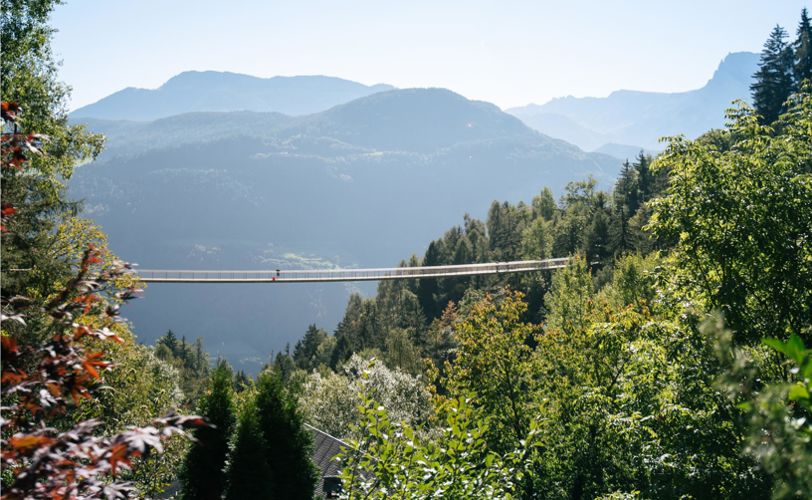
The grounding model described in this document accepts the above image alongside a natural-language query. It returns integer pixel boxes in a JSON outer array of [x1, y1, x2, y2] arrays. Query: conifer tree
[[417, 240, 444, 318], [463, 214, 489, 263], [233, 370, 251, 391], [634, 152, 654, 204], [585, 206, 611, 265], [223, 401, 274, 499], [294, 324, 330, 371], [532, 187, 557, 221], [158, 330, 179, 354], [795, 8, 812, 84], [608, 202, 631, 256], [751, 25, 795, 123], [332, 293, 366, 367], [608, 161, 638, 255], [255, 371, 318, 500], [180, 362, 237, 500]]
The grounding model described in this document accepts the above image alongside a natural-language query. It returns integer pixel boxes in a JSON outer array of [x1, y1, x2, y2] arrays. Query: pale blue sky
[[52, 1, 808, 110]]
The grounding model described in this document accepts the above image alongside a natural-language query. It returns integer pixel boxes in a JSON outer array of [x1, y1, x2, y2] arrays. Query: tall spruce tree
[[180, 362, 237, 500], [751, 25, 795, 123], [223, 401, 274, 499], [634, 152, 654, 204], [293, 324, 330, 371], [417, 240, 444, 319], [255, 371, 318, 499], [795, 8, 812, 84], [331, 293, 365, 367], [585, 201, 611, 265]]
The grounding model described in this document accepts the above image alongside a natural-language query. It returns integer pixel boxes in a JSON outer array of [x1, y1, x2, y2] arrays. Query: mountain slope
[[282, 88, 539, 153], [70, 88, 619, 372], [71, 72, 394, 120], [508, 52, 759, 151]]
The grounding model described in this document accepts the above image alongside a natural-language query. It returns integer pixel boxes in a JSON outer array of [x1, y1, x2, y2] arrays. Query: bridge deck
[[136, 258, 570, 283]]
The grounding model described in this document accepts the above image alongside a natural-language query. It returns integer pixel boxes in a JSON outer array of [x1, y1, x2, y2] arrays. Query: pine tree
[[194, 338, 206, 374], [532, 187, 557, 221], [634, 152, 654, 204], [608, 202, 631, 256], [417, 240, 444, 319], [613, 161, 639, 214], [293, 324, 330, 371], [463, 214, 489, 264], [157, 330, 179, 355], [608, 160, 639, 256], [180, 362, 237, 500], [585, 203, 611, 265], [751, 25, 795, 123], [255, 371, 318, 500], [223, 401, 274, 499], [233, 370, 251, 392], [795, 8, 812, 84], [332, 293, 365, 367]]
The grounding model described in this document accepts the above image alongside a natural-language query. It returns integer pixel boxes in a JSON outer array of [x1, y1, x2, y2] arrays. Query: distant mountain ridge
[[508, 51, 759, 152], [70, 72, 395, 120]]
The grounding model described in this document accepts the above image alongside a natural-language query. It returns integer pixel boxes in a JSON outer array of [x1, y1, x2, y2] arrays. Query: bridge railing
[[135, 258, 571, 283]]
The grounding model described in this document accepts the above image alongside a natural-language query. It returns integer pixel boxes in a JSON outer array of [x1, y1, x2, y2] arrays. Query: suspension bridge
[[136, 257, 570, 283]]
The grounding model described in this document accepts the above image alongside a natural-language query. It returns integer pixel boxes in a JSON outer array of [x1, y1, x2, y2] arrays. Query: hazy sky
[[52, 1, 808, 110]]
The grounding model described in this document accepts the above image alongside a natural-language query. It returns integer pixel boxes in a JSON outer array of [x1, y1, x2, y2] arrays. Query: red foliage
[[1, 103, 209, 499]]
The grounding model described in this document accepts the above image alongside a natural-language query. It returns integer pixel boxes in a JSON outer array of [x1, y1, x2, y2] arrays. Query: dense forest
[[1, 2, 811, 499]]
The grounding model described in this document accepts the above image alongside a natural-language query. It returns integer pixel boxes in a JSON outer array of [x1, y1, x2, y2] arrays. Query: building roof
[[306, 423, 350, 496]]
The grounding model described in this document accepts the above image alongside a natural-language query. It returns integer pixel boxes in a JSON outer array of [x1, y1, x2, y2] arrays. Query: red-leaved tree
[[1, 103, 207, 499]]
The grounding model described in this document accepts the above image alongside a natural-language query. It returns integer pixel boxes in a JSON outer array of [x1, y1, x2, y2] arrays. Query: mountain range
[[69, 52, 757, 370], [70, 72, 394, 120], [71, 87, 617, 371], [507, 51, 759, 151]]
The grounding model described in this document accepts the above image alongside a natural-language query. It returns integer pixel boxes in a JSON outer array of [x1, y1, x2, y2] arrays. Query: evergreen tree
[[532, 187, 557, 221], [487, 201, 525, 261], [608, 203, 632, 256], [157, 330, 179, 354], [180, 362, 236, 500], [293, 324, 330, 371], [417, 240, 444, 319], [270, 347, 300, 385], [634, 152, 654, 204], [332, 293, 365, 367], [223, 401, 274, 499], [233, 370, 251, 392], [614, 160, 640, 213], [255, 371, 318, 500], [194, 338, 205, 372], [751, 25, 795, 123], [585, 205, 611, 265], [795, 8, 812, 84], [463, 214, 489, 263], [401, 255, 421, 294]]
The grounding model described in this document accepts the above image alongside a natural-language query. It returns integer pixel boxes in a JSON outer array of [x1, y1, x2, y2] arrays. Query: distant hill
[[71, 88, 619, 372], [280, 88, 538, 153], [508, 52, 759, 151], [70, 72, 395, 120]]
